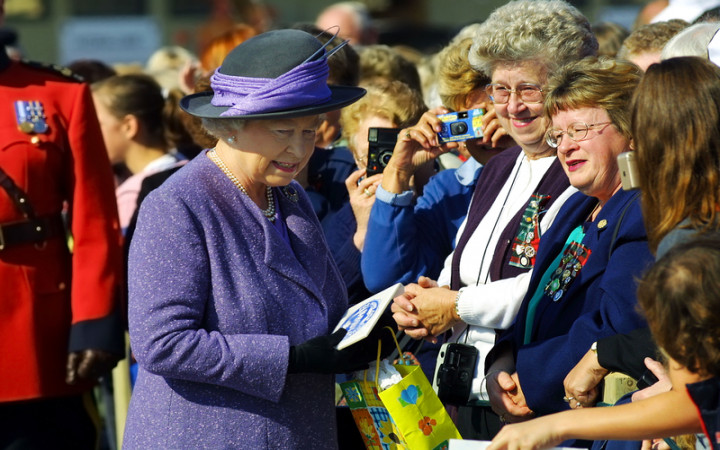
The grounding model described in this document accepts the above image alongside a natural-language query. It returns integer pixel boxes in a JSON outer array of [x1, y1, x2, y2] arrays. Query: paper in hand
[[333, 283, 404, 350]]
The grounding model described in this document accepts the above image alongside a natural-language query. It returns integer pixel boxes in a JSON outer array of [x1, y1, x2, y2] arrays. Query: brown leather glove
[[66, 349, 122, 385]]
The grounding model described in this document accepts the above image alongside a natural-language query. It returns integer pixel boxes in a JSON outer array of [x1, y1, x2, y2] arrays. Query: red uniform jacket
[[0, 52, 124, 401]]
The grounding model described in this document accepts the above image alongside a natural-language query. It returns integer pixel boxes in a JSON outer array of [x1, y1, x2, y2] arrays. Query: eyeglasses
[[484, 83, 544, 104], [545, 122, 613, 148]]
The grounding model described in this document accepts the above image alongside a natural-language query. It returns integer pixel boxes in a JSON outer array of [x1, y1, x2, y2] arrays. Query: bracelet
[[454, 290, 463, 319]]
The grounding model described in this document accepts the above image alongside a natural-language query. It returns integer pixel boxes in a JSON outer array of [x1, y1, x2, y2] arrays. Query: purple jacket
[[124, 152, 348, 449]]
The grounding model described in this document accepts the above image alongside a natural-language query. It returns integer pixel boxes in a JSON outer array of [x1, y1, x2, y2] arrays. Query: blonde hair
[[436, 38, 490, 112], [617, 19, 688, 61], [358, 45, 422, 94], [340, 80, 427, 153]]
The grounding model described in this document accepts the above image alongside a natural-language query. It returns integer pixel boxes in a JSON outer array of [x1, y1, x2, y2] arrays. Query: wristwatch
[[590, 341, 598, 353]]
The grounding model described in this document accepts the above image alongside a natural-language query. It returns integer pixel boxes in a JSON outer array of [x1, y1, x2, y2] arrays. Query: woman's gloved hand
[[288, 328, 360, 374], [288, 311, 398, 374]]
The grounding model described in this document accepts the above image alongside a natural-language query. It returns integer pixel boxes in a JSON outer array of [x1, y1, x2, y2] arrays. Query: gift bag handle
[[374, 326, 405, 391]]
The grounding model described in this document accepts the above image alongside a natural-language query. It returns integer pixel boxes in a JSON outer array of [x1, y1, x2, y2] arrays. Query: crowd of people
[[4, 0, 720, 448]]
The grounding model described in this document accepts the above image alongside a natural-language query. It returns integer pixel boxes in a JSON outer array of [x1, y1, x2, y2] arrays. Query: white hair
[[468, 0, 597, 77]]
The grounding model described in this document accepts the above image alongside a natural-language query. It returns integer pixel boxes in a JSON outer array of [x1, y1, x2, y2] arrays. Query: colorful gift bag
[[341, 328, 462, 450], [378, 363, 462, 450], [340, 374, 409, 449]]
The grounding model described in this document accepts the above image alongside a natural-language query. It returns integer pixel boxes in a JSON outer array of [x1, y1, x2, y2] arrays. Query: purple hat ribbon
[[210, 57, 332, 117]]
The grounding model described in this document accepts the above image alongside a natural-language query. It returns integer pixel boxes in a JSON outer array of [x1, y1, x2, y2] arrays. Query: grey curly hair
[[468, 0, 598, 78]]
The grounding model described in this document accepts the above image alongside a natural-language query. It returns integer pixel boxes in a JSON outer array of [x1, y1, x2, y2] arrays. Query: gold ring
[[364, 188, 373, 197]]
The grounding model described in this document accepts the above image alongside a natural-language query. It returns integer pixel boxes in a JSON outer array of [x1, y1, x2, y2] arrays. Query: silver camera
[[617, 151, 640, 190]]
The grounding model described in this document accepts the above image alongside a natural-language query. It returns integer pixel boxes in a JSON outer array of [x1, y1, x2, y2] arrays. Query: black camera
[[366, 127, 399, 177], [432, 343, 479, 405]]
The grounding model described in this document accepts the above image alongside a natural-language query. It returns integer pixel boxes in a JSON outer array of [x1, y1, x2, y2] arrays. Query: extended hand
[[563, 348, 608, 407], [487, 413, 567, 450], [66, 349, 122, 384], [288, 324, 396, 375]]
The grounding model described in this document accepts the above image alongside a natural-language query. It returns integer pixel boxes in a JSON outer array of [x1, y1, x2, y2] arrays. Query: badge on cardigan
[[14, 101, 49, 134], [544, 240, 592, 301], [510, 193, 551, 269]]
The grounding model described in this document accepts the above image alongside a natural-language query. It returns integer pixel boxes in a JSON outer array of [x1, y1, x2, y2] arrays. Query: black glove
[[66, 349, 123, 385], [288, 308, 399, 375], [289, 328, 362, 374]]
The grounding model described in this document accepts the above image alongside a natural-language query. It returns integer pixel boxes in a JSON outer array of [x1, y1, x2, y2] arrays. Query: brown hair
[[592, 21, 630, 58], [92, 73, 168, 147], [637, 235, 720, 377], [436, 37, 490, 112], [631, 56, 720, 252], [544, 57, 642, 141]]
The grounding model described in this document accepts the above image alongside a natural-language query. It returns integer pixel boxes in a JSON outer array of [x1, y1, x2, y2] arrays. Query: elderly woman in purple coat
[[123, 29, 370, 448]]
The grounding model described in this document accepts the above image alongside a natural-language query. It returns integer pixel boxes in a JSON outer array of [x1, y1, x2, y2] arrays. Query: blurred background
[[4, 0, 645, 66]]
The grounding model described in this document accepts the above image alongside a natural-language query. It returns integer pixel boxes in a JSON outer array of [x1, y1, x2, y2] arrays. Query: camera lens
[[380, 149, 393, 166], [450, 122, 468, 135]]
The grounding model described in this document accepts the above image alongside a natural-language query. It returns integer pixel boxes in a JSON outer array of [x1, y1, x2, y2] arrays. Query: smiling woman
[[484, 58, 654, 444], [122, 29, 383, 449], [388, 0, 596, 439]]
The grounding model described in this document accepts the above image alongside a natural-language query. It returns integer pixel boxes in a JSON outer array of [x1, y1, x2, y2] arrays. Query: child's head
[[638, 235, 720, 377]]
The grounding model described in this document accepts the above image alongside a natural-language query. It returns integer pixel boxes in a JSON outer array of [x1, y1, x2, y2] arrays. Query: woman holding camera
[[487, 55, 720, 450], [390, 0, 596, 438], [322, 78, 427, 304], [360, 35, 509, 295]]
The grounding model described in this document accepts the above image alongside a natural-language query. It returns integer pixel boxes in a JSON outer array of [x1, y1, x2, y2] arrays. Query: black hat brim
[[180, 85, 366, 119]]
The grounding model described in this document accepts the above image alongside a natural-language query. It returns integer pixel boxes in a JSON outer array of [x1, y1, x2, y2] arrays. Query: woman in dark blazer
[[485, 57, 654, 427], [123, 29, 373, 449]]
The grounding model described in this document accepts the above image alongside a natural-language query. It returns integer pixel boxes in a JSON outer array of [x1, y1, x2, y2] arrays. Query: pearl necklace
[[208, 149, 276, 222]]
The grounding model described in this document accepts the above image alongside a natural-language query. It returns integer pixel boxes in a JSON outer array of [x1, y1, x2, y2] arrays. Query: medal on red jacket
[[14, 100, 49, 134]]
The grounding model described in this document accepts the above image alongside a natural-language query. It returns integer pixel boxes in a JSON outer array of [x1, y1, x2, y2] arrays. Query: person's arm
[[362, 166, 477, 292], [597, 327, 658, 379], [488, 388, 701, 450], [489, 359, 704, 450], [66, 83, 125, 382]]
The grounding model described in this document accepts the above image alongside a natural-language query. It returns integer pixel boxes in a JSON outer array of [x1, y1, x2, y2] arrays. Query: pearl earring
[[227, 136, 237, 144]]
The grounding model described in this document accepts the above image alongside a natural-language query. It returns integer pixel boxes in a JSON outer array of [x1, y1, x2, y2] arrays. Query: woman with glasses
[[390, 0, 595, 439], [484, 56, 720, 450], [483, 57, 654, 436]]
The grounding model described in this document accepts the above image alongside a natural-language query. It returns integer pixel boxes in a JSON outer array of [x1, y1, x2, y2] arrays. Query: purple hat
[[181, 29, 366, 119]]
